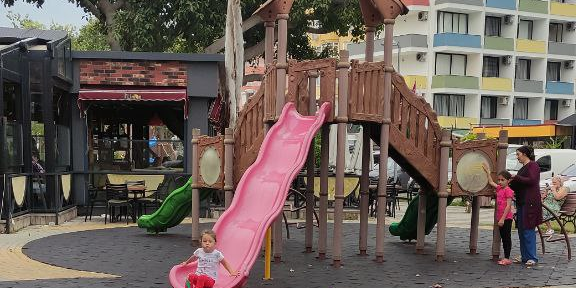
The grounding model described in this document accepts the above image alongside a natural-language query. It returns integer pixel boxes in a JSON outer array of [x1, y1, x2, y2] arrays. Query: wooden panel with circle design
[[451, 139, 498, 197], [197, 135, 225, 189]]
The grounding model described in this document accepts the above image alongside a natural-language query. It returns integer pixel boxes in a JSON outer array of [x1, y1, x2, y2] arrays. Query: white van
[[506, 149, 576, 181]]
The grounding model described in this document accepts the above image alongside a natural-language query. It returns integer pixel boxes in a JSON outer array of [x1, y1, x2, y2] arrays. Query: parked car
[[540, 163, 576, 192], [507, 149, 576, 181]]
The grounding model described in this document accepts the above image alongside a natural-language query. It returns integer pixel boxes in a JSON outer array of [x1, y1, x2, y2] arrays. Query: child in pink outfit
[[483, 164, 514, 265]]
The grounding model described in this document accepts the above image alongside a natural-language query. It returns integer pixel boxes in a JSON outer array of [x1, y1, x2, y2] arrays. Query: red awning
[[78, 88, 188, 118]]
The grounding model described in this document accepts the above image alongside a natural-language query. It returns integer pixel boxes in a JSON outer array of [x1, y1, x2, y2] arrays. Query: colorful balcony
[[516, 39, 546, 54], [432, 75, 479, 89], [482, 77, 513, 92], [514, 79, 543, 93], [551, 2, 576, 17], [518, 0, 548, 14], [403, 75, 428, 90], [484, 36, 514, 51], [434, 33, 481, 48], [486, 0, 516, 10], [438, 116, 478, 129], [546, 82, 574, 95], [512, 119, 542, 126], [548, 42, 576, 56], [435, 0, 482, 6], [480, 118, 510, 126]]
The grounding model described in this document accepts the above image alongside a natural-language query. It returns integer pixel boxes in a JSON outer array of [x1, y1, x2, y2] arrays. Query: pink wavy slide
[[169, 102, 331, 288]]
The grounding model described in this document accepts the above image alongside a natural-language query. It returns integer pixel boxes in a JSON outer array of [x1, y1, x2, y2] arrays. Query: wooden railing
[[286, 58, 336, 120], [389, 72, 442, 190], [233, 66, 276, 185], [348, 60, 385, 123]]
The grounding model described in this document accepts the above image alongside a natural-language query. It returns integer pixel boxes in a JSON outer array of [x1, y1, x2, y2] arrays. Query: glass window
[[545, 99, 559, 120], [438, 11, 468, 34], [435, 53, 467, 76], [516, 59, 531, 80], [433, 94, 465, 117], [549, 23, 563, 42], [518, 20, 533, 39], [481, 96, 498, 118], [513, 98, 529, 119], [537, 155, 551, 172], [482, 56, 500, 77], [485, 16, 501, 37], [547, 62, 561, 81]]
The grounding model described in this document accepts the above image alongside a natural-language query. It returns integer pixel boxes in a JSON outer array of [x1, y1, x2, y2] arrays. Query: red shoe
[[498, 259, 512, 266]]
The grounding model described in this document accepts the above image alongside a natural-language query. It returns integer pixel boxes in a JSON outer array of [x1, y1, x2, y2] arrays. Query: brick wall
[[79, 60, 187, 86]]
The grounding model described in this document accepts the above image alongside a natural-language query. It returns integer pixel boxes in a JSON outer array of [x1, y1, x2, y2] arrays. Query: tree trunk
[[95, 0, 124, 51]]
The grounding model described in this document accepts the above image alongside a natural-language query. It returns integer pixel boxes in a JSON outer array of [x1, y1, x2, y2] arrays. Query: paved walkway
[[0, 206, 573, 288]]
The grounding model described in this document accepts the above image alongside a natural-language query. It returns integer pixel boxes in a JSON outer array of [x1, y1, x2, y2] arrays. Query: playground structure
[[140, 0, 521, 287]]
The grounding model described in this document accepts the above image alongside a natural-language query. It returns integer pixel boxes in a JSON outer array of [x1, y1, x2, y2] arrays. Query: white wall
[[531, 58, 546, 81], [395, 52, 428, 75], [395, 12, 429, 35], [467, 54, 482, 76], [465, 93, 480, 118], [468, 12, 484, 35], [497, 97, 514, 119], [501, 15, 518, 38]]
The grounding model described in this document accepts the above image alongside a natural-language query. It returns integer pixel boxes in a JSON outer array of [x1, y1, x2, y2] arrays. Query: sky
[[1, 1, 88, 30]]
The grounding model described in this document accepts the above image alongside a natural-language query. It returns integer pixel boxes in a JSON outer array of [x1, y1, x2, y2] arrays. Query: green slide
[[137, 177, 212, 233], [389, 194, 454, 241]]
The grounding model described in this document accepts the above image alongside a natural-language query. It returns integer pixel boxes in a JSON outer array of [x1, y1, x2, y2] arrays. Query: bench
[[559, 193, 576, 230], [536, 193, 576, 260]]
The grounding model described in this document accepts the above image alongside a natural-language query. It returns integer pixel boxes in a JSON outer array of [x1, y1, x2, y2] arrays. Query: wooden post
[[273, 12, 289, 263], [318, 125, 329, 260], [436, 129, 451, 262], [416, 190, 427, 253], [264, 21, 275, 65], [333, 50, 349, 268], [191, 129, 201, 244], [375, 19, 395, 263], [469, 132, 485, 254], [492, 130, 508, 260], [305, 71, 318, 253], [359, 25, 375, 256], [224, 128, 234, 209]]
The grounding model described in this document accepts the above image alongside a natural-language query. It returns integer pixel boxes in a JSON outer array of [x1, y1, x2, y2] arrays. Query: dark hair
[[201, 229, 217, 242], [516, 145, 535, 161], [497, 170, 512, 180]]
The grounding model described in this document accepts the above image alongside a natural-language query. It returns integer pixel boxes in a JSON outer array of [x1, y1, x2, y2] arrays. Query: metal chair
[[105, 183, 132, 224]]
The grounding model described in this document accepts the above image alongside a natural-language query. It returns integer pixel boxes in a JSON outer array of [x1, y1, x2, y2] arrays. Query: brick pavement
[[0, 206, 574, 288]]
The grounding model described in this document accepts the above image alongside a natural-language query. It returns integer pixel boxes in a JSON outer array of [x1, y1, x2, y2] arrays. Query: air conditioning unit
[[562, 99, 572, 107], [501, 55, 513, 66], [504, 15, 514, 25], [416, 52, 426, 62], [418, 11, 428, 21], [567, 22, 576, 31], [565, 60, 575, 69], [498, 96, 509, 106]]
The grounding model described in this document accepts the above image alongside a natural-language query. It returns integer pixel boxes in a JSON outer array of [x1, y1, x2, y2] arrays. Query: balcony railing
[[480, 118, 510, 126], [548, 42, 576, 57], [437, 116, 478, 129], [432, 75, 479, 89], [434, 33, 481, 48], [484, 36, 514, 51], [546, 81, 574, 95], [435, 0, 482, 6], [550, 1, 576, 17], [518, 0, 548, 14], [512, 119, 542, 126], [516, 39, 546, 54], [482, 77, 513, 91], [486, 0, 516, 10], [514, 79, 543, 93]]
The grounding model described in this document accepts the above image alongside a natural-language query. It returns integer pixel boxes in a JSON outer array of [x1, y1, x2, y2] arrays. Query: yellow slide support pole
[[263, 227, 272, 280]]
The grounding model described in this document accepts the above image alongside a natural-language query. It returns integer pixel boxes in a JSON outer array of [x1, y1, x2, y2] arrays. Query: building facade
[[348, 0, 576, 132]]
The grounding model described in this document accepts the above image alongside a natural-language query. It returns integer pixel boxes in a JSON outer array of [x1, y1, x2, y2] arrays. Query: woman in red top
[[509, 146, 542, 266]]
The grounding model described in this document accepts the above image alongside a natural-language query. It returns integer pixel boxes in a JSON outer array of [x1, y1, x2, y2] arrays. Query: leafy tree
[[3, 0, 368, 60]]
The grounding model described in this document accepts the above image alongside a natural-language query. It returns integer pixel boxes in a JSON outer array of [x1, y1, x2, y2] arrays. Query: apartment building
[[348, 0, 576, 131]]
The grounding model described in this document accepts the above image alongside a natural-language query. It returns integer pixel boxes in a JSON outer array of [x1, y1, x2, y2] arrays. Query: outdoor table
[[127, 185, 146, 222]]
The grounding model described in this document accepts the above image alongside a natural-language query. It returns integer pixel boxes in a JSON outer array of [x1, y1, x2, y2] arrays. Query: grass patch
[[539, 221, 575, 234]]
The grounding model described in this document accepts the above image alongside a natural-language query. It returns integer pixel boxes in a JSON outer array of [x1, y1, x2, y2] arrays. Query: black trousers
[[499, 219, 513, 259]]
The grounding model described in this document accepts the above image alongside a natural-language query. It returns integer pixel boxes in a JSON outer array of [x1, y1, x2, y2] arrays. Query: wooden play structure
[[190, 0, 511, 267]]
